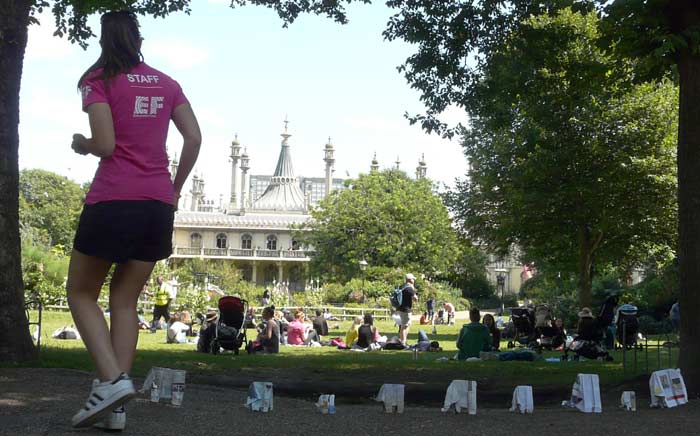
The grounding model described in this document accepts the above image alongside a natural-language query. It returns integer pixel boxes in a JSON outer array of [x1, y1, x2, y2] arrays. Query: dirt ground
[[2, 368, 699, 436]]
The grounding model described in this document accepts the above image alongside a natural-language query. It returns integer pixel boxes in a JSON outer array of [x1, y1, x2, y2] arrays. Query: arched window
[[241, 234, 252, 250], [216, 233, 227, 249], [190, 233, 202, 248], [266, 234, 277, 250]]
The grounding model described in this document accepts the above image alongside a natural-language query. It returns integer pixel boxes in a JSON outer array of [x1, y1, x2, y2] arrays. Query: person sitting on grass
[[552, 318, 567, 349], [166, 313, 190, 344], [197, 311, 218, 353], [354, 314, 379, 350], [344, 315, 363, 348], [482, 313, 501, 351], [457, 307, 492, 360], [419, 311, 431, 325], [253, 306, 280, 354], [312, 309, 329, 341], [286, 310, 319, 346]]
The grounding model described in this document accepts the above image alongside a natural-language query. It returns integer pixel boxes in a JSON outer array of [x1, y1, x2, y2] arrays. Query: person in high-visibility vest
[[151, 276, 173, 331]]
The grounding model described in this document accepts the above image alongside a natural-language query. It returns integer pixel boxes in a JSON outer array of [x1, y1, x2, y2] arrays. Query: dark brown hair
[[469, 307, 481, 323], [78, 11, 143, 88], [482, 313, 496, 333]]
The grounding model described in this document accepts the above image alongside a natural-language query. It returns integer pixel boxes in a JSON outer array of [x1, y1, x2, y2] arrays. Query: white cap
[[405, 273, 416, 281]]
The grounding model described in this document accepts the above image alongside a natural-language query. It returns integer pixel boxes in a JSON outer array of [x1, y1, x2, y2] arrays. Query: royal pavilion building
[[168, 121, 432, 291], [167, 120, 532, 294]]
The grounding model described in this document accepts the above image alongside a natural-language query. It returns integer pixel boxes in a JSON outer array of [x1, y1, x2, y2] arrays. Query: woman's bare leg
[[109, 260, 156, 373], [66, 249, 120, 381]]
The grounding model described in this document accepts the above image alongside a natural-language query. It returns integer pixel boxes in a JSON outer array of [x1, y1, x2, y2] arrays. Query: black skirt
[[73, 200, 174, 263]]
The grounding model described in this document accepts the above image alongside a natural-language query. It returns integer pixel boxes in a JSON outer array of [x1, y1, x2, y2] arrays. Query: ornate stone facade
[[170, 121, 429, 290]]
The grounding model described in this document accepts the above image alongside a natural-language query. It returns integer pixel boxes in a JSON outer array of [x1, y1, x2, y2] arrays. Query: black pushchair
[[507, 306, 537, 348], [210, 296, 248, 355], [616, 304, 640, 349]]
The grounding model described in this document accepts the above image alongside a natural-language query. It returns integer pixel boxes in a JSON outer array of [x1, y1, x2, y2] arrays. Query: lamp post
[[495, 268, 507, 313], [359, 259, 368, 303]]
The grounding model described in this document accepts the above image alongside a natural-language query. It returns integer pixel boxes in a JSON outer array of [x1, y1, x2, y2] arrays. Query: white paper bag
[[510, 385, 534, 414], [376, 384, 404, 413], [650, 369, 687, 408], [620, 391, 636, 411], [441, 380, 476, 414], [569, 374, 601, 413], [140, 367, 187, 403], [316, 394, 336, 414], [467, 380, 477, 415], [246, 382, 274, 412]]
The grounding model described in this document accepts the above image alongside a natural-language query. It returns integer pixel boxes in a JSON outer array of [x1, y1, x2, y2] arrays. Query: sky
[[19, 1, 468, 204]]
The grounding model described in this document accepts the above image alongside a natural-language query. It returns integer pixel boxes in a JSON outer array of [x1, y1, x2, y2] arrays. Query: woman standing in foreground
[[67, 11, 201, 429]]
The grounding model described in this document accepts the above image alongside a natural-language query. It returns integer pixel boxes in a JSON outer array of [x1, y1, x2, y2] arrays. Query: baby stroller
[[507, 306, 537, 348], [210, 296, 248, 355], [616, 304, 640, 349]]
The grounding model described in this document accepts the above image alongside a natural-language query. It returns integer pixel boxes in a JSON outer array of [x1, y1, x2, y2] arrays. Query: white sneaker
[[94, 405, 126, 431], [71, 373, 135, 428], [90, 379, 127, 431]]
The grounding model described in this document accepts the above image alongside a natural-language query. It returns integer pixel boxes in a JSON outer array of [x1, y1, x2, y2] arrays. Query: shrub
[[22, 242, 70, 305], [638, 315, 674, 335]]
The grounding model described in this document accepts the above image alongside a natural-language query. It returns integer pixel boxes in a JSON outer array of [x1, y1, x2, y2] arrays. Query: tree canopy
[[19, 169, 86, 251], [444, 10, 678, 307], [297, 169, 459, 283]]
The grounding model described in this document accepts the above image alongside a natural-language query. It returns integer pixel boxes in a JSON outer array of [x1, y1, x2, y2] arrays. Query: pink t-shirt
[[80, 62, 188, 205], [286, 320, 306, 345]]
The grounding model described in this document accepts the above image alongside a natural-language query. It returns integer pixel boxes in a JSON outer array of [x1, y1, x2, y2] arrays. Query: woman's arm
[[72, 103, 115, 158], [171, 103, 202, 202]]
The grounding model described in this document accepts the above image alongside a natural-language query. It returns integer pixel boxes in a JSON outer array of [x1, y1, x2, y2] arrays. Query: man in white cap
[[396, 273, 419, 344]]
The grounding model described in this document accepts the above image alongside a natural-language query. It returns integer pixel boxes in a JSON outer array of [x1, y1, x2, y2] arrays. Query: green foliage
[[624, 261, 678, 317], [292, 289, 326, 307], [22, 242, 69, 306], [19, 169, 86, 253], [297, 169, 459, 283], [445, 244, 494, 300], [600, 0, 698, 81], [175, 286, 210, 315], [173, 258, 242, 294], [445, 10, 678, 306], [520, 272, 582, 327], [638, 315, 674, 335], [40, 0, 370, 49]]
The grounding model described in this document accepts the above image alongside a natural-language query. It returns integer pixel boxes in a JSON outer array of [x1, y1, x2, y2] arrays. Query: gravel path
[[1, 368, 698, 436]]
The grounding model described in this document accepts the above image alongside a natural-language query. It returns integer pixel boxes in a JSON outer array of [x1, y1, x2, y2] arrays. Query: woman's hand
[[71, 134, 89, 155]]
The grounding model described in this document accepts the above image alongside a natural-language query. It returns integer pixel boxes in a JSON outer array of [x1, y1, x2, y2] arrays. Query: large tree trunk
[[677, 49, 700, 397], [577, 225, 601, 309], [0, 0, 35, 361]]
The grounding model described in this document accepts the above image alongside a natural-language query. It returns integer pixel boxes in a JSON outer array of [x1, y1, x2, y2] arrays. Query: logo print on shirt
[[134, 96, 164, 117], [80, 85, 92, 100]]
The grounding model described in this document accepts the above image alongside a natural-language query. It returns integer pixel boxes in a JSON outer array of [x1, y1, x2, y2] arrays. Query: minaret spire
[[416, 153, 427, 179], [324, 136, 335, 197], [370, 152, 379, 172], [228, 134, 242, 213]]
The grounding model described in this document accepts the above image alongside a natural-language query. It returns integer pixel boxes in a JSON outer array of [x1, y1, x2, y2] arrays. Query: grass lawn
[[3, 310, 680, 392]]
